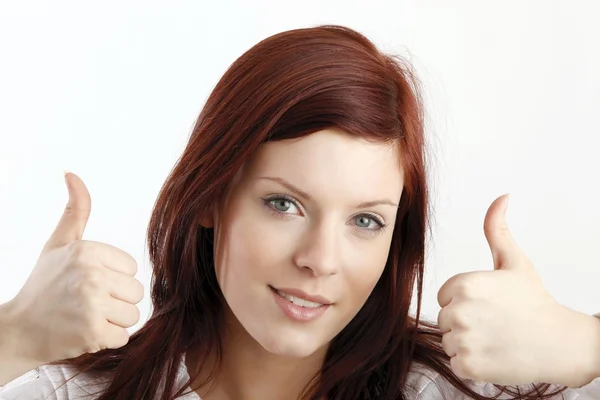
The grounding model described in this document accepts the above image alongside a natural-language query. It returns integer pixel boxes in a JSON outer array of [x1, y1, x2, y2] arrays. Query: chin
[[257, 330, 326, 358]]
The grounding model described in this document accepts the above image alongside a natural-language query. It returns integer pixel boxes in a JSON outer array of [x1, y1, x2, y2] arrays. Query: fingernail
[[503, 193, 510, 214]]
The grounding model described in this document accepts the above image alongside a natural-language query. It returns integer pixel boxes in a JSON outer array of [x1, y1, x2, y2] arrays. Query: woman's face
[[211, 129, 403, 358]]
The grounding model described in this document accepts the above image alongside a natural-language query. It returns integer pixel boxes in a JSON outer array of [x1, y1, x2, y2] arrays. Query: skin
[[187, 128, 404, 400], [2, 130, 600, 395], [3, 126, 600, 395]]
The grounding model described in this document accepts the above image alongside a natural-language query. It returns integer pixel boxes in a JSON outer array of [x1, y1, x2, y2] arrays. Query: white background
[[1, 1, 599, 334]]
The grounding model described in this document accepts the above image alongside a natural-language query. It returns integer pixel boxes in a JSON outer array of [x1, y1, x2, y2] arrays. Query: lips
[[268, 285, 333, 306], [269, 285, 332, 322]]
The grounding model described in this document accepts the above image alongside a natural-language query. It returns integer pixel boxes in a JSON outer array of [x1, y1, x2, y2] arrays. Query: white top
[[2, 355, 600, 400]]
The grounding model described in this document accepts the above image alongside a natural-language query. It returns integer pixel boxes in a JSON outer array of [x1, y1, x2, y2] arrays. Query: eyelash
[[261, 194, 389, 236]]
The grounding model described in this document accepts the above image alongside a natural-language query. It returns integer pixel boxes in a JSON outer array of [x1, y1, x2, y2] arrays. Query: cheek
[[214, 204, 294, 288], [345, 262, 385, 301], [342, 238, 391, 304]]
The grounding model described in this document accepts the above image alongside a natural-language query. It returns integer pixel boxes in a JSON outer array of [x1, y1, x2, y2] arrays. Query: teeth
[[276, 289, 323, 308]]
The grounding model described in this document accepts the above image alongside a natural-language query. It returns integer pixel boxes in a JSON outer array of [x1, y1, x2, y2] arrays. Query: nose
[[292, 219, 340, 277]]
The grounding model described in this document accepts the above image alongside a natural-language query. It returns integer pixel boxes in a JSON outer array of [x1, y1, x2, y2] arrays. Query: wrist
[[583, 313, 600, 385], [0, 300, 41, 386], [555, 308, 600, 388], [0, 300, 21, 352]]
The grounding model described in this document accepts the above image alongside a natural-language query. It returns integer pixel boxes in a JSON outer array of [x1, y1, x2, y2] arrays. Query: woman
[[1, 24, 600, 399]]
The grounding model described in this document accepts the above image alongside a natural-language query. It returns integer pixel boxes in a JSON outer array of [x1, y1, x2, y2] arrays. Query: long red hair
[[52, 24, 568, 399]]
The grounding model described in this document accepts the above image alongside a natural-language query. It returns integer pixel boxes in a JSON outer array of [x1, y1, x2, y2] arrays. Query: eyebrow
[[258, 176, 399, 209]]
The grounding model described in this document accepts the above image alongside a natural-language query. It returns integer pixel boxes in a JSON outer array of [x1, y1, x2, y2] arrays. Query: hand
[[436, 194, 598, 387], [6, 172, 144, 366]]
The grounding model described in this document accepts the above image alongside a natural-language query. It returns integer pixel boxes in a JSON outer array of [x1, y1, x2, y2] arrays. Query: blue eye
[[354, 214, 386, 231], [356, 215, 376, 229], [263, 195, 300, 215], [270, 198, 294, 212], [262, 194, 388, 236]]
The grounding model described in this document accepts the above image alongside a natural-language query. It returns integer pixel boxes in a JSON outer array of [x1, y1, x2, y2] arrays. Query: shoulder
[[405, 364, 513, 399], [404, 363, 596, 400], [0, 364, 111, 400], [405, 362, 448, 398]]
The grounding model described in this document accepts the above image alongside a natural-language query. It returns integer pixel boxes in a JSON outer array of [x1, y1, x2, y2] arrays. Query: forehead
[[243, 129, 403, 201]]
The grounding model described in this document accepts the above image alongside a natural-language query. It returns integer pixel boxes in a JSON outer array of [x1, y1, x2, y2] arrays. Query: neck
[[186, 309, 327, 400]]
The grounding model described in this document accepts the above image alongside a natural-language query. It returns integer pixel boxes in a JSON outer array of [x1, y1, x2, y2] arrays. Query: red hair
[[52, 24, 567, 399]]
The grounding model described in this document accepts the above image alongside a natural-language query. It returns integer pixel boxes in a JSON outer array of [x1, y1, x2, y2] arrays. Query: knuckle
[[66, 240, 91, 261], [453, 355, 478, 380], [452, 311, 468, 329], [115, 328, 130, 347], [436, 308, 444, 326], [132, 306, 141, 324], [81, 267, 104, 287], [460, 357, 481, 380], [128, 256, 138, 276], [106, 328, 130, 349], [449, 306, 471, 329], [72, 267, 105, 295], [134, 280, 145, 302], [441, 333, 452, 356], [455, 334, 471, 353], [112, 246, 137, 276], [122, 305, 140, 327], [455, 276, 480, 299]]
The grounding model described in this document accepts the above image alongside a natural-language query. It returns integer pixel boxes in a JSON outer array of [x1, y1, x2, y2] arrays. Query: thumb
[[41, 172, 92, 254], [483, 194, 522, 270]]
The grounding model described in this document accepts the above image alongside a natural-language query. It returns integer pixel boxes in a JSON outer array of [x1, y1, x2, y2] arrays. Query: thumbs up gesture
[[437, 194, 600, 388], [5, 172, 144, 367]]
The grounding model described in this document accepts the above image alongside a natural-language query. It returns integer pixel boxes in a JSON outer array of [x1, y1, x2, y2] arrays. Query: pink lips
[[269, 285, 332, 322], [271, 286, 332, 305]]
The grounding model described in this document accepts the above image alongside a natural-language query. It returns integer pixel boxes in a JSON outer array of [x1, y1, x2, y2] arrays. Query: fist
[[7, 172, 144, 365], [436, 194, 571, 385]]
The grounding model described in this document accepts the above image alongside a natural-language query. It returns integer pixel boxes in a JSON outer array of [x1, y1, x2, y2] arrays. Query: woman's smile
[[269, 285, 332, 322]]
